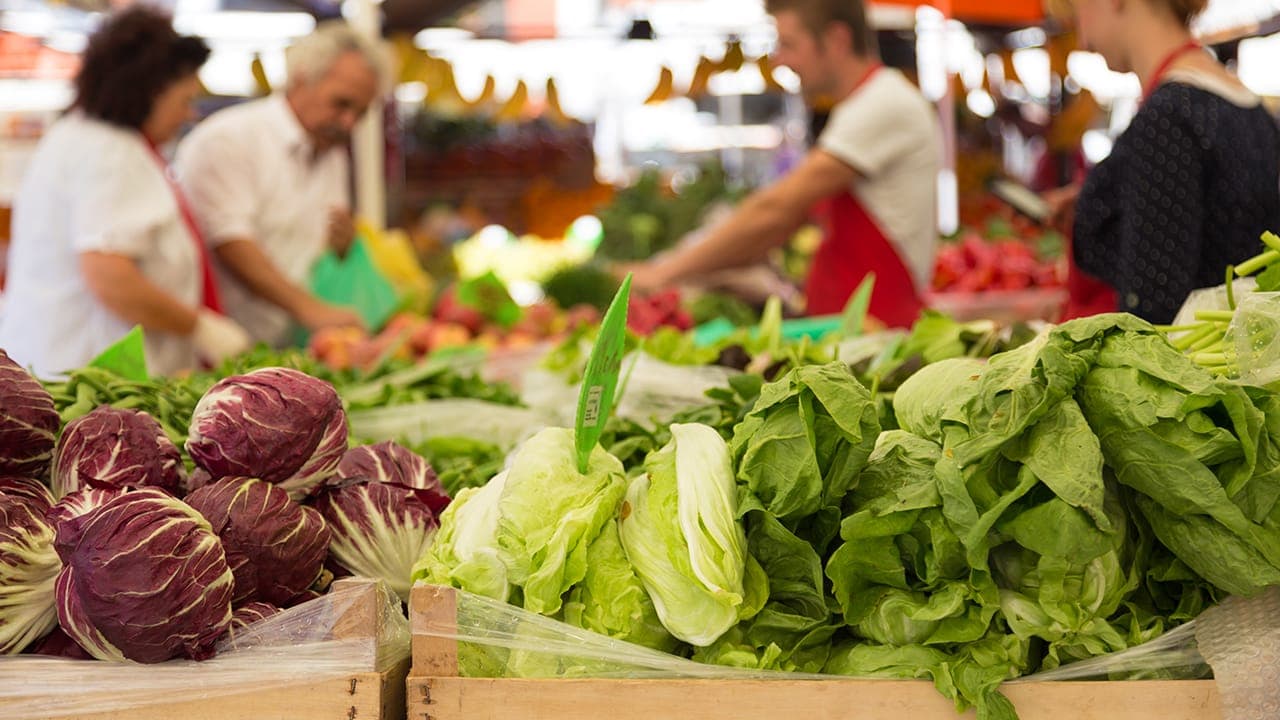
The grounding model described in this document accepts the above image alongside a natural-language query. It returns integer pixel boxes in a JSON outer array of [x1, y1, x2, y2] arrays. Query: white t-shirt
[[0, 113, 200, 378], [817, 68, 941, 291], [175, 95, 349, 347]]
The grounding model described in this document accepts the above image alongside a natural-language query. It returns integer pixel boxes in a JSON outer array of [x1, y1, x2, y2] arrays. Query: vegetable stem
[[1234, 249, 1280, 277], [1171, 323, 1217, 351], [1194, 310, 1236, 323], [1191, 352, 1229, 366], [1187, 332, 1225, 354]]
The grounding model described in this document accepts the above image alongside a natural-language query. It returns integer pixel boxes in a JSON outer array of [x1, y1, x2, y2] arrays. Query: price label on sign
[[574, 275, 631, 474]]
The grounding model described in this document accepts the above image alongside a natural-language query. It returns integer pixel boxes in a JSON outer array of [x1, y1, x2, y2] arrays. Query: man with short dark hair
[[176, 21, 385, 347], [629, 0, 940, 327]]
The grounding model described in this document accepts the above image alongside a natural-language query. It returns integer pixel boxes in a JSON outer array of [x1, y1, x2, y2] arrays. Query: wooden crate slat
[[408, 676, 1222, 720], [408, 584, 1224, 720]]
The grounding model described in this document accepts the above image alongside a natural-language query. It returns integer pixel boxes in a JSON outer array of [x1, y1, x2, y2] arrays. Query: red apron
[[805, 191, 923, 328]]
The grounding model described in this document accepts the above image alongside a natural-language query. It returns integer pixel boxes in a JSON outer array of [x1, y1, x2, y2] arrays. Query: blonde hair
[[1048, 0, 1208, 26]]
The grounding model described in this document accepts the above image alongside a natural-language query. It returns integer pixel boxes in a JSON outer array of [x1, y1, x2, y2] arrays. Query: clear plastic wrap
[[347, 399, 555, 450], [613, 352, 740, 423], [1226, 292, 1280, 387], [420, 584, 814, 680], [1195, 587, 1280, 719], [1171, 278, 1258, 331], [0, 577, 409, 719], [521, 352, 740, 426], [415, 583, 1280, 717]]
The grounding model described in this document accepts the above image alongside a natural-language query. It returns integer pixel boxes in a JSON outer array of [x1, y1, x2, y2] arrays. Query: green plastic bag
[[309, 237, 400, 332]]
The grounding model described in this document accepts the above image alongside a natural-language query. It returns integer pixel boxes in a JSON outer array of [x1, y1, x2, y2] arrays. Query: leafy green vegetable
[[563, 519, 677, 652], [596, 161, 744, 262], [407, 436, 506, 495], [413, 471, 513, 602], [731, 363, 880, 522], [541, 264, 621, 313], [497, 428, 628, 615], [619, 424, 750, 646], [687, 292, 760, 327]]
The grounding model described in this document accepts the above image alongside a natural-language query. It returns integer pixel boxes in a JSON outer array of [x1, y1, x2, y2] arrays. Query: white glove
[[192, 310, 252, 365]]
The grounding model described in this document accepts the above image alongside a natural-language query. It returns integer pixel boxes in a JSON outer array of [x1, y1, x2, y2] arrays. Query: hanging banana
[[645, 66, 675, 104], [495, 79, 529, 123], [686, 56, 716, 99], [250, 53, 271, 96], [757, 55, 787, 93], [425, 59, 467, 117], [463, 74, 497, 114], [544, 78, 574, 127], [718, 39, 745, 72]]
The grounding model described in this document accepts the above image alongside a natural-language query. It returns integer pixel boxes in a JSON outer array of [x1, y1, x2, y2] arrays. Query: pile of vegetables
[[932, 228, 1063, 294], [309, 297, 600, 373], [1165, 231, 1280, 380], [414, 313, 1280, 719], [1, 353, 452, 663], [595, 160, 744, 262]]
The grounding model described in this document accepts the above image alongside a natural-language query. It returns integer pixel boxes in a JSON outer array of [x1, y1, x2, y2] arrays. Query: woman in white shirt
[[0, 7, 249, 378]]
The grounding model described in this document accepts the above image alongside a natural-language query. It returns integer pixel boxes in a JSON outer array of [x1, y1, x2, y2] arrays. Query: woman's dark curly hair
[[73, 6, 210, 130]]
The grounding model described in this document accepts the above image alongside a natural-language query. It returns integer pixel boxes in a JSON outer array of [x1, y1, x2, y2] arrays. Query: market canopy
[[872, 0, 1280, 37], [872, 0, 1044, 25]]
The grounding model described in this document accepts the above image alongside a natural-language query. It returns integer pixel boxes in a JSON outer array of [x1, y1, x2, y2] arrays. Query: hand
[[613, 260, 671, 294], [328, 207, 356, 259], [192, 310, 252, 365], [1042, 184, 1081, 235], [296, 297, 366, 333]]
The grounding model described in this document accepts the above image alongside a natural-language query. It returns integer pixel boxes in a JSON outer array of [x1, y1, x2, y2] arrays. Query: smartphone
[[988, 178, 1051, 225]]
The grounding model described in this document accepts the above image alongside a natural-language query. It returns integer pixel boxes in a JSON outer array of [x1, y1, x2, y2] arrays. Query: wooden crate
[[16, 578, 409, 720], [407, 584, 1223, 720]]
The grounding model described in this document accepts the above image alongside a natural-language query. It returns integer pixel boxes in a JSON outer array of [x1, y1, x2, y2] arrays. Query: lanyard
[[1142, 39, 1203, 104], [851, 63, 884, 96], [142, 138, 223, 314]]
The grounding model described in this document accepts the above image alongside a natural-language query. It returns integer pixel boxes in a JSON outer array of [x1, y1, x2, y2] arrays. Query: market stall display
[[407, 313, 1280, 715], [6, 2, 1280, 717]]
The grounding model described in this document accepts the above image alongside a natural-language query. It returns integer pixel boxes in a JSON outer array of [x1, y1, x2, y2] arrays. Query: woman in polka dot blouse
[[1053, 0, 1280, 324]]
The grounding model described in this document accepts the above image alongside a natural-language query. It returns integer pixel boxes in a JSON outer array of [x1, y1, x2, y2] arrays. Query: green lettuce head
[[411, 469, 512, 602], [619, 423, 747, 646], [496, 427, 628, 615], [731, 363, 881, 521], [563, 518, 677, 652]]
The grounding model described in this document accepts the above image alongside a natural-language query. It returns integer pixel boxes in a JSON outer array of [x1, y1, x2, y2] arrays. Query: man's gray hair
[[285, 20, 388, 89]]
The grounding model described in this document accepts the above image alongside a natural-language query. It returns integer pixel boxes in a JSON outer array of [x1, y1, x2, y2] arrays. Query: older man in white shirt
[[176, 21, 383, 347]]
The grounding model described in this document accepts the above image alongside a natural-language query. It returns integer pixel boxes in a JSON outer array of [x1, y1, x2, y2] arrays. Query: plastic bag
[[414, 582, 1280, 717], [310, 237, 401, 332], [1226, 292, 1280, 387], [521, 353, 740, 427], [347, 398, 556, 450], [415, 583, 813, 680], [1171, 278, 1258, 330], [0, 577, 409, 719], [614, 352, 740, 422], [1195, 586, 1280, 719]]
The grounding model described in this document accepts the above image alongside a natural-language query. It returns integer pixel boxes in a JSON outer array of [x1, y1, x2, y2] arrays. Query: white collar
[[1163, 68, 1261, 109]]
